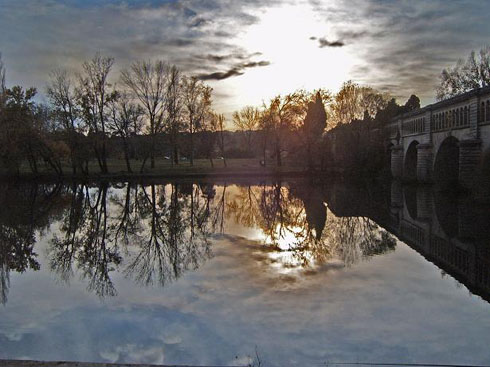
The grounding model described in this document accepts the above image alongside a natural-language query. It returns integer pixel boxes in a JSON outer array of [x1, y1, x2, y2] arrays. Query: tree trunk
[[247, 132, 252, 156], [276, 144, 282, 167], [307, 143, 312, 170], [190, 128, 194, 166], [150, 133, 156, 169], [173, 143, 179, 165], [123, 139, 132, 173]]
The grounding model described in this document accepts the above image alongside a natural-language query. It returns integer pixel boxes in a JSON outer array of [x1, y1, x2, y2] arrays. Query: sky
[[0, 0, 489, 115]]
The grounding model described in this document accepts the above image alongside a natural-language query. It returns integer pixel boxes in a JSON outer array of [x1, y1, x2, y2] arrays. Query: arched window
[[455, 108, 459, 126], [459, 107, 463, 126], [464, 106, 468, 125]]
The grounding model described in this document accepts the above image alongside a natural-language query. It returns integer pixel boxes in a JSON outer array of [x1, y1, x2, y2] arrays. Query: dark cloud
[[166, 38, 195, 47], [188, 16, 210, 28], [196, 52, 264, 64], [318, 38, 344, 48], [336, 30, 368, 40], [214, 30, 233, 38], [242, 61, 270, 68], [197, 60, 270, 81], [198, 68, 244, 81]]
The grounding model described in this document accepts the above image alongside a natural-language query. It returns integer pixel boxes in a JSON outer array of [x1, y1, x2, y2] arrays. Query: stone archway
[[434, 136, 460, 186], [404, 141, 419, 180]]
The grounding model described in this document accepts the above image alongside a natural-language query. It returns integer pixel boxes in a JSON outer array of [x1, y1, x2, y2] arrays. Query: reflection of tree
[[0, 183, 65, 304], [49, 183, 121, 297], [228, 181, 396, 269], [331, 216, 396, 266], [2, 180, 397, 304], [48, 182, 216, 296]]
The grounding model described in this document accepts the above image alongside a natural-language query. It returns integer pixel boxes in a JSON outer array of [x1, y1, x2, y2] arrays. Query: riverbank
[[0, 158, 339, 181]]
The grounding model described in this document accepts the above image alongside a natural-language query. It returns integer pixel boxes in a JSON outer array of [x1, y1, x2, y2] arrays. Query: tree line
[[1, 46, 487, 177]]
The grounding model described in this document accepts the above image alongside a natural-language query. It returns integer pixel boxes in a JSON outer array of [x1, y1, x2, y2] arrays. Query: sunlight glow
[[217, 1, 356, 112]]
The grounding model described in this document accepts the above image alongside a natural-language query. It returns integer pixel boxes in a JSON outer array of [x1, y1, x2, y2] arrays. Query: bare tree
[[258, 106, 274, 166], [264, 91, 307, 167], [233, 106, 260, 156], [330, 80, 389, 127], [108, 92, 144, 172], [77, 53, 115, 174], [437, 46, 490, 100], [121, 60, 169, 169], [165, 65, 184, 165], [182, 76, 212, 166], [211, 113, 227, 167], [47, 69, 85, 174]]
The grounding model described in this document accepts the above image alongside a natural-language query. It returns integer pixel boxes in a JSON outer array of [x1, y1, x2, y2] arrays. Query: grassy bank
[[0, 158, 328, 181]]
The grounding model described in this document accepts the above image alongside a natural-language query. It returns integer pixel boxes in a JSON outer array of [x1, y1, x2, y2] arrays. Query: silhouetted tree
[[182, 76, 212, 165], [108, 92, 144, 172], [77, 54, 116, 174], [165, 65, 184, 165], [264, 91, 307, 166], [302, 91, 327, 169], [403, 94, 420, 112], [121, 60, 169, 169], [212, 113, 227, 167], [330, 80, 389, 127], [47, 69, 87, 174], [233, 106, 260, 156]]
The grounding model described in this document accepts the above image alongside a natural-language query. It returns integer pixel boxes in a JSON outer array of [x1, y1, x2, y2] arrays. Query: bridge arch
[[434, 136, 460, 185], [404, 140, 419, 179]]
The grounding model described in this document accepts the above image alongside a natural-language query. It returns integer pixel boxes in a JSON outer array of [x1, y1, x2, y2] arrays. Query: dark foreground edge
[[0, 360, 244, 367]]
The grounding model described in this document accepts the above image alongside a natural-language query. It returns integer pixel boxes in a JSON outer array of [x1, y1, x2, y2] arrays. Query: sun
[[214, 1, 356, 114]]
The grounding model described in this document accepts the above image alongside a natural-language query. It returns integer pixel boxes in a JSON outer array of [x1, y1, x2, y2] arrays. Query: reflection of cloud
[[2, 224, 490, 366]]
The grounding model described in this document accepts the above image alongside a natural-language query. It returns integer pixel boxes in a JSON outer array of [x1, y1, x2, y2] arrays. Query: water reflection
[[0, 179, 489, 305], [0, 182, 65, 304]]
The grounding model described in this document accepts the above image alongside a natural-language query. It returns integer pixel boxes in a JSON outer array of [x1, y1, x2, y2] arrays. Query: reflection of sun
[[264, 224, 304, 250], [263, 224, 315, 273], [223, 1, 356, 109]]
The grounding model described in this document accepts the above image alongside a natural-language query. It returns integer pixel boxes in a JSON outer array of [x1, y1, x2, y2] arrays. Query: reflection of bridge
[[388, 86, 490, 187], [325, 182, 490, 302]]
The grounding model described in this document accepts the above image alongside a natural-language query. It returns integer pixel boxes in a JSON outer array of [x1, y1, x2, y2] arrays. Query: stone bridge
[[388, 86, 490, 187]]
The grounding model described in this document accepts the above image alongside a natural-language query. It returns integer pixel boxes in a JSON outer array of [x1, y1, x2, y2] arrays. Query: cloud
[[198, 68, 244, 81], [1, 0, 490, 109], [196, 52, 262, 63], [197, 60, 270, 81], [318, 38, 345, 48]]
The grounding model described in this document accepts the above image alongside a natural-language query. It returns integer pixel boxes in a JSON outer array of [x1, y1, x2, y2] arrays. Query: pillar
[[459, 139, 481, 188], [390, 145, 403, 178], [416, 143, 433, 182]]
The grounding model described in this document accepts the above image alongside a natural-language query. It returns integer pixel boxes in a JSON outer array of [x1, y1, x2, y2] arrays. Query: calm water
[[0, 179, 490, 366]]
